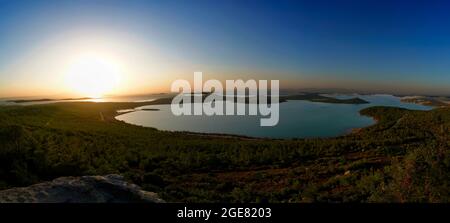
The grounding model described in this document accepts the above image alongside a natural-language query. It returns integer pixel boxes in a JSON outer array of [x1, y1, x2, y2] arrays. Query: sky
[[1, 0, 450, 97]]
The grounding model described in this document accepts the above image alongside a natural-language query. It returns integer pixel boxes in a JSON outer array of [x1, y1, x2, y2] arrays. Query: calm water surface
[[115, 94, 432, 139]]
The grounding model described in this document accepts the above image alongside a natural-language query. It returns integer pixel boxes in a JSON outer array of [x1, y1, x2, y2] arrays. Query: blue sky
[[1, 0, 450, 97]]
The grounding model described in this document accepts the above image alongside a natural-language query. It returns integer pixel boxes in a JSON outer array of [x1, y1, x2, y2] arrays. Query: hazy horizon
[[1, 0, 450, 98]]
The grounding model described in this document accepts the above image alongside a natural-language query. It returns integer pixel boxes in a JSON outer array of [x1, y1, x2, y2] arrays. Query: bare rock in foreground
[[0, 174, 164, 203]]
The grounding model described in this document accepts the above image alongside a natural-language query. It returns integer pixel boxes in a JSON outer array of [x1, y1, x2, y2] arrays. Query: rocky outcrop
[[0, 174, 164, 203]]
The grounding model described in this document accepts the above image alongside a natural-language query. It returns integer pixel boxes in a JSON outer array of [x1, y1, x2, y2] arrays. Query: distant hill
[[281, 93, 369, 104], [7, 97, 92, 103]]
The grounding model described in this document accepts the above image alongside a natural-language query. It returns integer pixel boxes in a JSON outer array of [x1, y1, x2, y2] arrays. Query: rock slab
[[0, 174, 164, 203]]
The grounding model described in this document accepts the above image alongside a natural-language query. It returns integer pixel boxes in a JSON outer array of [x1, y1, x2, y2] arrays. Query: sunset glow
[[0, 0, 449, 208], [64, 54, 122, 98], [1, 1, 450, 98]]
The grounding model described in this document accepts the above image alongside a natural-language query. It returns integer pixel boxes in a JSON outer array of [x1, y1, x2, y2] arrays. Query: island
[[400, 95, 450, 107], [280, 93, 369, 104]]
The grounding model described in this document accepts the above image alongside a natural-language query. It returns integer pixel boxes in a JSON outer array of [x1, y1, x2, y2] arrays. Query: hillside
[[0, 102, 448, 202]]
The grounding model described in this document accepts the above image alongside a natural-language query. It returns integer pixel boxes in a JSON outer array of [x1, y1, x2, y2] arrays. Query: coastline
[[1, 99, 448, 202]]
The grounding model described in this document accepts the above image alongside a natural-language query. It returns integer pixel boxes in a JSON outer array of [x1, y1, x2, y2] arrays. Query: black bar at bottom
[[0, 203, 447, 222]]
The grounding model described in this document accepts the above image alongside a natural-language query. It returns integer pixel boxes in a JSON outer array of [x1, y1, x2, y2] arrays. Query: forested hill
[[0, 102, 448, 202]]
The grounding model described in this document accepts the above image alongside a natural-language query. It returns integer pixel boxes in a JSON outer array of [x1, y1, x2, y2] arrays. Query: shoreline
[[113, 104, 379, 141]]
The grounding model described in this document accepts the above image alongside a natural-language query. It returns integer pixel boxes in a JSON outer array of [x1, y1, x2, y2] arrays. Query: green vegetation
[[0, 102, 448, 202]]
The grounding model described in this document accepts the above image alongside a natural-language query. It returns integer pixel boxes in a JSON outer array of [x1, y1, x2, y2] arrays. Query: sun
[[65, 54, 122, 98]]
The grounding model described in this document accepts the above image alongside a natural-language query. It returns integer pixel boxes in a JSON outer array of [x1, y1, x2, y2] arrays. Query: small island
[[140, 108, 160, 111], [400, 95, 450, 107], [280, 93, 369, 104], [155, 92, 369, 105]]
